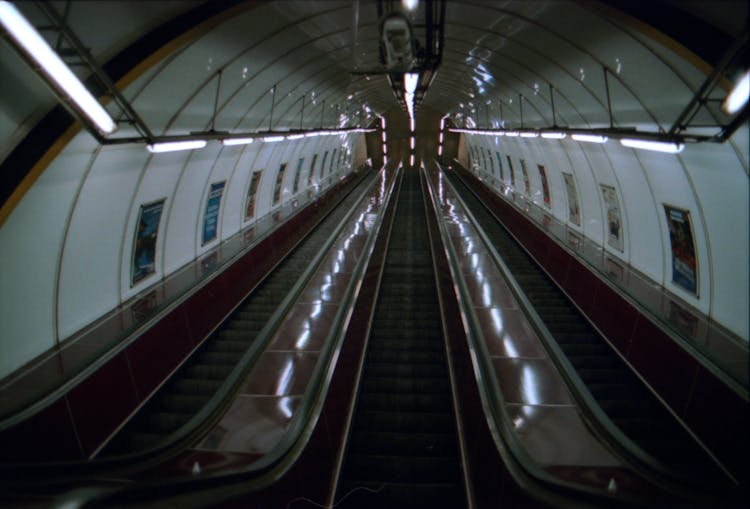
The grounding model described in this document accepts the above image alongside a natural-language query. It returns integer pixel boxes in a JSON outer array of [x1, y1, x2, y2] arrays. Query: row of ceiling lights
[[2, 1, 747, 157], [0, 1, 374, 155]]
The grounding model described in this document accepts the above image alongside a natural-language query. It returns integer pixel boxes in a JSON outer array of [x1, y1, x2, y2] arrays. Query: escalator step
[[141, 411, 192, 433], [361, 377, 449, 394], [354, 411, 454, 434], [204, 339, 250, 353], [335, 481, 464, 509], [357, 392, 452, 413], [348, 430, 458, 457], [172, 377, 223, 395], [364, 363, 447, 379], [366, 350, 445, 365], [183, 363, 234, 380], [158, 393, 207, 414], [343, 454, 460, 484], [197, 351, 240, 365]]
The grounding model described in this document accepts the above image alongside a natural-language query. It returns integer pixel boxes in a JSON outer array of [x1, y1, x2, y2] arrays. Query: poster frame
[[663, 203, 699, 297], [131, 198, 166, 287]]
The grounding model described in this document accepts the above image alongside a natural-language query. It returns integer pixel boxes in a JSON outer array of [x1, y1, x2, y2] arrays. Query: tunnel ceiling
[[2, 0, 747, 170]]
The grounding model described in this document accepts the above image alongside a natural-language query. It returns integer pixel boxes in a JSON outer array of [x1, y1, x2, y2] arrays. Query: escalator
[[102, 172, 376, 456], [444, 168, 729, 486], [335, 169, 467, 509]]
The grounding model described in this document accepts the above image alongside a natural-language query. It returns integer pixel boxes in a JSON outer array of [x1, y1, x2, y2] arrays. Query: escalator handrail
[[440, 164, 738, 500], [423, 163, 668, 508], [70, 165, 401, 507]]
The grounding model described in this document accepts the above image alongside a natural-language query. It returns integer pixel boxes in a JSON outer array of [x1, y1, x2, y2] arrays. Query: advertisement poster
[[520, 159, 531, 197], [496, 152, 504, 181], [245, 171, 262, 219], [600, 184, 623, 251], [131, 199, 165, 286], [273, 163, 287, 205], [562, 172, 580, 226], [506, 155, 515, 187], [203, 181, 226, 245], [307, 154, 318, 187], [538, 164, 551, 208], [664, 205, 698, 295], [293, 158, 304, 194]]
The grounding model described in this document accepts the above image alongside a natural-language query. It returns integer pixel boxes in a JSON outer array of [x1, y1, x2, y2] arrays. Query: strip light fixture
[[147, 140, 207, 153], [571, 133, 608, 144], [620, 138, 685, 153], [0, 1, 117, 135], [722, 69, 749, 115], [541, 132, 567, 139], [454, 127, 691, 154], [262, 135, 285, 143], [222, 137, 254, 146]]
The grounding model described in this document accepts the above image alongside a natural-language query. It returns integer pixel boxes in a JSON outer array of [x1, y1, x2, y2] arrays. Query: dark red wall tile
[[629, 316, 700, 415], [67, 352, 139, 457], [0, 397, 82, 461], [685, 367, 749, 480]]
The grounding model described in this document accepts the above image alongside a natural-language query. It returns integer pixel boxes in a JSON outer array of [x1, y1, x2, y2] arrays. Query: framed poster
[[131, 199, 165, 286], [600, 184, 623, 251], [495, 152, 504, 181], [562, 172, 580, 226], [307, 154, 318, 188], [245, 171, 262, 219], [520, 159, 531, 197], [538, 164, 551, 208], [293, 158, 304, 194], [272, 163, 287, 205], [202, 181, 226, 245], [664, 205, 698, 295]]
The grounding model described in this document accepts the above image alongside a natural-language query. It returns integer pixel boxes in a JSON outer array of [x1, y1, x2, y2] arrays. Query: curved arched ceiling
[[0, 0, 747, 380], [1, 0, 747, 214]]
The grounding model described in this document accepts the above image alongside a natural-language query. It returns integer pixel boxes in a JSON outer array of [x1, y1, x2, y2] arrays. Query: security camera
[[379, 12, 416, 72]]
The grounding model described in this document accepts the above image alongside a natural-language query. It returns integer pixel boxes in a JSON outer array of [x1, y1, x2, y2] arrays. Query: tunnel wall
[[0, 132, 365, 379], [461, 132, 749, 342]]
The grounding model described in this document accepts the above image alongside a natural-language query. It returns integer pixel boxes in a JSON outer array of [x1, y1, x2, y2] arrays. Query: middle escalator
[[335, 169, 467, 509]]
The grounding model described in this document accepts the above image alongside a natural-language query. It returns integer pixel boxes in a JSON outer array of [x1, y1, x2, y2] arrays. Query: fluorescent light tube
[[0, 1, 116, 135], [410, 137, 415, 150], [404, 73, 419, 94], [222, 137, 254, 146], [438, 144, 443, 156], [505, 131, 519, 137], [520, 132, 538, 138], [572, 133, 608, 143], [304, 132, 320, 137], [410, 154, 415, 166], [722, 69, 749, 114], [262, 135, 285, 142], [286, 134, 304, 140], [541, 132, 567, 139], [147, 140, 207, 153], [402, 0, 418, 11], [620, 138, 685, 154]]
